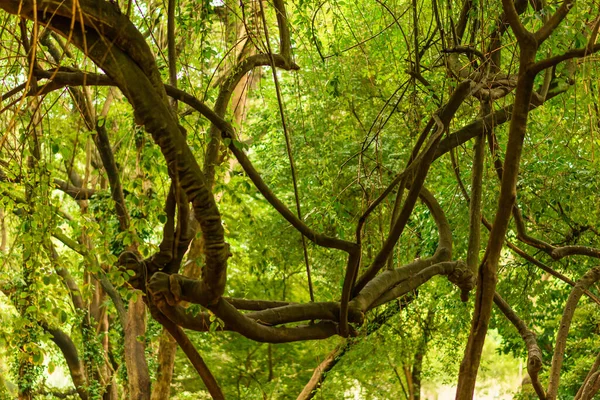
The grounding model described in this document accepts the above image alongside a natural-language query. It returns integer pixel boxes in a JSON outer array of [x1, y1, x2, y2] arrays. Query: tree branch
[[149, 304, 225, 399], [531, 44, 600, 74], [355, 80, 473, 293], [44, 325, 89, 400], [534, 0, 575, 44], [547, 266, 600, 400], [493, 293, 545, 399]]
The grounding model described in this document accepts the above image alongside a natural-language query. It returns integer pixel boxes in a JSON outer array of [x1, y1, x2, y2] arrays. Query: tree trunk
[[150, 332, 178, 400], [124, 299, 151, 400]]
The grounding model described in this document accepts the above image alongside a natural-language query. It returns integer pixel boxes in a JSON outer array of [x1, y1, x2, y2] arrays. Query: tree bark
[[124, 299, 151, 400]]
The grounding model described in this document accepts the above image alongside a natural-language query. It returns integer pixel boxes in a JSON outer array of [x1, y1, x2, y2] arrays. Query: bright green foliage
[[0, 0, 600, 399]]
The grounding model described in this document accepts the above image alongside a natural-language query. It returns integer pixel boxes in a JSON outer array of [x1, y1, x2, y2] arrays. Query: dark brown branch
[[501, 0, 533, 41], [0, 0, 231, 303], [351, 185, 453, 311], [452, 144, 600, 306], [210, 298, 340, 343], [547, 266, 600, 400], [550, 245, 600, 260], [455, 16, 539, 396], [44, 325, 89, 400], [225, 298, 292, 310], [229, 143, 357, 253], [531, 44, 600, 74], [21, 65, 357, 254], [483, 121, 600, 264], [93, 120, 130, 232], [296, 300, 410, 400], [436, 86, 565, 160], [355, 80, 473, 293], [157, 300, 363, 331], [1, 81, 27, 102], [493, 293, 545, 399], [508, 181, 600, 262], [533, 0, 575, 44], [505, 241, 600, 305], [52, 178, 96, 200], [150, 305, 225, 400], [273, 0, 292, 64], [148, 273, 343, 343], [369, 261, 472, 309], [165, 68, 353, 255]]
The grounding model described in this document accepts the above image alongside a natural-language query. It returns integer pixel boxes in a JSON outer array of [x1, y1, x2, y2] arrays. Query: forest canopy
[[0, 0, 600, 399]]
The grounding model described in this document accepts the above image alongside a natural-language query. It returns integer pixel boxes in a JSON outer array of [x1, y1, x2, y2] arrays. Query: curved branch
[[52, 230, 127, 328], [452, 144, 600, 306], [273, 0, 292, 64], [167, 80, 356, 253], [225, 298, 292, 310], [550, 245, 600, 260], [296, 300, 411, 400], [148, 275, 343, 343], [436, 86, 566, 160], [500, 0, 532, 42], [576, 352, 600, 400], [534, 0, 575, 44], [580, 372, 600, 400], [44, 325, 89, 400], [355, 80, 474, 293], [149, 305, 225, 400], [506, 240, 600, 305], [351, 185, 453, 311], [493, 293, 545, 399], [531, 44, 600, 74], [230, 143, 358, 252], [368, 261, 471, 309], [52, 178, 96, 200], [157, 300, 363, 331], [210, 298, 340, 343], [547, 266, 600, 400]]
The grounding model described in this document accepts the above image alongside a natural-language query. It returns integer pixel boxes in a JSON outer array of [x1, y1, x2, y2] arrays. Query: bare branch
[[534, 0, 575, 44], [355, 80, 474, 293], [547, 267, 600, 399], [493, 293, 545, 399], [532, 44, 600, 74], [273, 0, 292, 64], [44, 325, 89, 400], [501, 0, 533, 42], [52, 178, 96, 200], [150, 305, 225, 399]]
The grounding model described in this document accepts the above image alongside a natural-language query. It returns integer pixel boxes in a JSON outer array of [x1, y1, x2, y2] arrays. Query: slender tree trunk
[[150, 332, 178, 400], [412, 309, 435, 400], [124, 299, 151, 400]]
